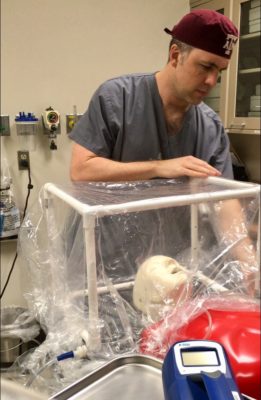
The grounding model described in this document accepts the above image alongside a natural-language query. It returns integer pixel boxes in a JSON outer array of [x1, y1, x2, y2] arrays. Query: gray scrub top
[[69, 73, 233, 178], [68, 73, 234, 278]]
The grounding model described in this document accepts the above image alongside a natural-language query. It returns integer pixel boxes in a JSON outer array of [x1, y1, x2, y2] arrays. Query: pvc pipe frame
[[43, 177, 260, 351], [44, 178, 259, 218]]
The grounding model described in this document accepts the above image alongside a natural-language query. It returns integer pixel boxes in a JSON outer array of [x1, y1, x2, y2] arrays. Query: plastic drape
[[0, 157, 20, 239], [16, 178, 259, 396]]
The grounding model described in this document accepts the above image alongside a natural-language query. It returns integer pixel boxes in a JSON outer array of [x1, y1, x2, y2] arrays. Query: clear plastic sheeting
[[138, 295, 260, 358], [0, 157, 20, 239], [139, 295, 261, 400], [1, 306, 40, 342], [1, 378, 47, 400], [0, 306, 41, 368], [17, 177, 260, 395]]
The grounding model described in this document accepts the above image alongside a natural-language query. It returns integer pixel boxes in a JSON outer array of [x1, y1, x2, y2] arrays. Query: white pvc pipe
[[71, 269, 227, 299], [92, 187, 260, 216], [206, 176, 258, 188], [43, 183, 93, 215], [193, 271, 227, 293], [257, 207, 260, 268], [191, 204, 199, 263], [255, 203, 260, 295], [83, 215, 100, 351], [44, 182, 260, 218], [84, 281, 135, 296]]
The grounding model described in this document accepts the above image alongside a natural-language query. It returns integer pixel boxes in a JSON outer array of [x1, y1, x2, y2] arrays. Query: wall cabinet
[[190, 0, 261, 135]]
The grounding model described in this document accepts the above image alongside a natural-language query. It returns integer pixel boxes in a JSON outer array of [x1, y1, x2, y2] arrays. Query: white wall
[[0, 0, 190, 307]]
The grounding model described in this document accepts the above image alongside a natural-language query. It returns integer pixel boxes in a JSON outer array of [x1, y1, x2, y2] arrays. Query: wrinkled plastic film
[[139, 294, 260, 358], [17, 178, 260, 395], [0, 157, 20, 239], [1, 307, 40, 342]]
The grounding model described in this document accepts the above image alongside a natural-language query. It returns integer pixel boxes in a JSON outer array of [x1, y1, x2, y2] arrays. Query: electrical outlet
[[17, 151, 30, 170]]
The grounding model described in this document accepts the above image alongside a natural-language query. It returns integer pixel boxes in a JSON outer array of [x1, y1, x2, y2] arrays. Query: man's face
[[171, 47, 229, 105]]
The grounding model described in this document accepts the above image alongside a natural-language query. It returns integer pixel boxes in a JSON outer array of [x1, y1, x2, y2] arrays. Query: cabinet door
[[190, 0, 231, 124], [227, 0, 261, 133]]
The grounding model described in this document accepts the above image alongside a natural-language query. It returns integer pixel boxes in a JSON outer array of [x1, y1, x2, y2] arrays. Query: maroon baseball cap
[[164, 9, 238, 59]]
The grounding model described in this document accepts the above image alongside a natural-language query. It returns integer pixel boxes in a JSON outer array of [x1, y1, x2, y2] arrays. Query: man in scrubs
[[69, 10, 257, 294], [69, 9, 238, 181]]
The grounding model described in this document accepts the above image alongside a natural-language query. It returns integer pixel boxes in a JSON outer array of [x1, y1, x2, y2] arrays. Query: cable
[[25, 345, 89, 388], [25, 331, 90, 388], [25, 358, 57, 388], [0, 166, 33, 299]]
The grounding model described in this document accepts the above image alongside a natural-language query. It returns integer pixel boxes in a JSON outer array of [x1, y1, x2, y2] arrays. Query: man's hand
[[154, 156, 221, 178]]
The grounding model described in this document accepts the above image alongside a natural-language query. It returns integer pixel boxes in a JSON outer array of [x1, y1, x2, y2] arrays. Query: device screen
[[181, 350, 219, 367]]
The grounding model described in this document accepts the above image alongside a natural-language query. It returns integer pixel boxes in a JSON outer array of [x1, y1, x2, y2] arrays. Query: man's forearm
[[70, 156, 159, 181], [70, 154, 221, 182], [214, 198, 258, 295]]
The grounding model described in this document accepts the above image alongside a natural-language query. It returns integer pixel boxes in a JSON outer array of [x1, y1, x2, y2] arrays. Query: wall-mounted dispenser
[[66, 105, 82, 134], [15, 112, 38, 151], [0, 116, 11, 136], [42, 107, 60, 150]]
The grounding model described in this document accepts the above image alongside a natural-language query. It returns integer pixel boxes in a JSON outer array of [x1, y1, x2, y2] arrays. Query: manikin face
[[169, 46, 229, 105]]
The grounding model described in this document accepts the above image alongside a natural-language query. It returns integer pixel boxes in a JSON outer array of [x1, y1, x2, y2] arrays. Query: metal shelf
[[239, 67, 261, 74], [241, 31, 261, 40], [0, 236, 18, 243]]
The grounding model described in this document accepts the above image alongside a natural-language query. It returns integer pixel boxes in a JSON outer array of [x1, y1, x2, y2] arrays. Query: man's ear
[[169, 44, 180, 66]]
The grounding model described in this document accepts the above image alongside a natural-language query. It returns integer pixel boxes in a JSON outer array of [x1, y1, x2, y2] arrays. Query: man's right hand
[[154, 156, 221, 179]]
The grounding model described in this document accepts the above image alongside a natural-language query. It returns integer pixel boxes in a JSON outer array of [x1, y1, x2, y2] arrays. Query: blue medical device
[[162, 340, 243, 400]]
